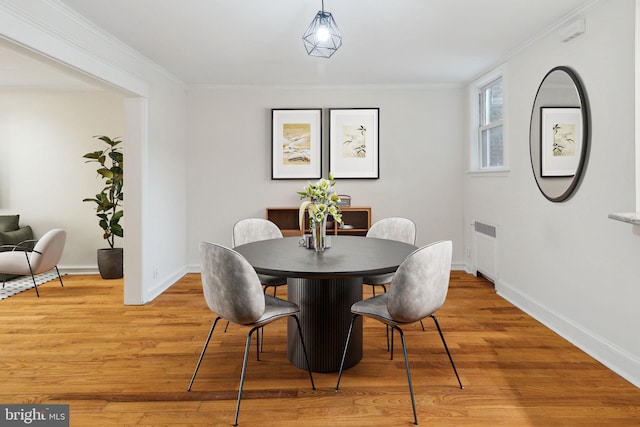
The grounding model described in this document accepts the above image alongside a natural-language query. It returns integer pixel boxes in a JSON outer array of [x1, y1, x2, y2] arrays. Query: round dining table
[[234, 235, 417, 372]]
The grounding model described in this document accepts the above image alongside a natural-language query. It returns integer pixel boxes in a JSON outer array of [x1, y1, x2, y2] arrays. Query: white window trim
[[468, 66, 509, 174]]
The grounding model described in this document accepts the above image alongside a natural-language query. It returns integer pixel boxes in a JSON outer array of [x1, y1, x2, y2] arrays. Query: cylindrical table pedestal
[[287, 277, 363, 373]]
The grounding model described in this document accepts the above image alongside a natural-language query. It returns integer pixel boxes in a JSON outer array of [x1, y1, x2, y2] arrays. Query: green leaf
[[84, 135, 124, 245]]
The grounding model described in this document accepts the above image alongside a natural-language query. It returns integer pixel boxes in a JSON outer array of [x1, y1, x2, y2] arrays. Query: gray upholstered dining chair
[[363, 217, 420, 345], [188, 242, 315, 426], [233, 218, 288, 297], [230, 219, 289, 347], [0, 228, 66, 297], [336, 240, 463, 425], [363, 217, 417, 296]]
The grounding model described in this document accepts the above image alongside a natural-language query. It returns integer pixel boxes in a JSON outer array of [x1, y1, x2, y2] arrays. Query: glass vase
[[312, 215, 328, 252]]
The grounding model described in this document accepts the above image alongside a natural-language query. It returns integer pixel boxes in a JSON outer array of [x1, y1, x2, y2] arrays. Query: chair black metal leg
[[386, 325, 390, 352], [256, 327, 261, 361], [385, 325, 391, 351], [188, 317, 221, 391], [379, 285, 389, 352], [262, 285, 278, 297], [419, 320, 425, 331], [390, 327, 394, 360], [430, 315, 463, 389], [55, 266, 64, 287], [30, 274, 39, 297], [234, 326, 258, 426], [224, 321, 230, 332], [292, 314, 315, 390], [258, 285, 277, 354], [392, 325, 419, 425], [25, 255, 39, 297], [336, 314, 358, 390]]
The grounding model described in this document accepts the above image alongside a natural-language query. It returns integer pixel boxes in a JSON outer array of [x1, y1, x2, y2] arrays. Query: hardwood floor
[[1, 272, 638, 426]]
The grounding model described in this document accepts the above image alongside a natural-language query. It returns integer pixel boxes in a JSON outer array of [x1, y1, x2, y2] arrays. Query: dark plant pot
[[97, 248, 123, 279]]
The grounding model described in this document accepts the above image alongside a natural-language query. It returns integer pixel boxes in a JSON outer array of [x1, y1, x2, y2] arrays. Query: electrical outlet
[[152, 268, 158, 279]]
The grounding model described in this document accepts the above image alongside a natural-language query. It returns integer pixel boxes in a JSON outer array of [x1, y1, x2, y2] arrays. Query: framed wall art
[[272, 109, 322, 180], [540, 107, 582, 177], [329, 108, 379, 179]]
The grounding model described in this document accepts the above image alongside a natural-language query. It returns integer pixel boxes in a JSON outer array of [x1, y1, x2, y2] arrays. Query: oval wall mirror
[[529, 66, 590, 202]]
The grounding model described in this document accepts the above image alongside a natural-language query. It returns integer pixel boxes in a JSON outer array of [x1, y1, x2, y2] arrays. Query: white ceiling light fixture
[[302, 0, 342, 58]]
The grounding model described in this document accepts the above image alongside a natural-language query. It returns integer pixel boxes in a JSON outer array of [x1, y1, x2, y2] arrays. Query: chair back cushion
[[233, 218, 283, 247], [199, 242, 265, 324], [366, 217, 416, 245], [387, 240, 452, 323], [30, 229, 66, 274]]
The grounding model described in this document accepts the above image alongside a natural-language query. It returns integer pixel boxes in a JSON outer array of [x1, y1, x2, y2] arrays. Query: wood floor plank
[[1, 272, 639, 426]]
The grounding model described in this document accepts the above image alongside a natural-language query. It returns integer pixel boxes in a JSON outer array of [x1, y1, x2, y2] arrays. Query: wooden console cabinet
[[266, 207, 372, 237]]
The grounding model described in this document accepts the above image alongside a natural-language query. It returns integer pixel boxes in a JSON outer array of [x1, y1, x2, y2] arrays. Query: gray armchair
[[0, 229, 66, 297], [0, 215, 34, 282]]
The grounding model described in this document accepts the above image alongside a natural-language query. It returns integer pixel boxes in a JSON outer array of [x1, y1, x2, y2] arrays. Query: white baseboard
[[59, 266, 99, 275], [59, 265, 188, 305], [496, 278, 640, 389], [451, 262, 466, 271], [144, 266, 189, 303]]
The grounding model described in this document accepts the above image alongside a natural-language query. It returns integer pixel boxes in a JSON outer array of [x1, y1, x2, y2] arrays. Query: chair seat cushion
[[0, 251, 31, 275], [252, 294, 300, 326], [351, 293, 416, 327], [362, 272, 394, 286], [258, 273, 287, 287], [352, 293, 393, 322]]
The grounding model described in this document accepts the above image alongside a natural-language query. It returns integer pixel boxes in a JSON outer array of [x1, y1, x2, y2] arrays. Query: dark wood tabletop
[[234, 235, 417, 279]]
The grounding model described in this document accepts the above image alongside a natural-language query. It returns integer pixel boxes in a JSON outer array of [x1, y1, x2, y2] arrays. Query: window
[[478, 78, 504, 169]]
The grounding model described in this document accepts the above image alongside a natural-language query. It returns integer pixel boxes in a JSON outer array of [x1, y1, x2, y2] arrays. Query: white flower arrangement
[[298, 173, 343, 231]]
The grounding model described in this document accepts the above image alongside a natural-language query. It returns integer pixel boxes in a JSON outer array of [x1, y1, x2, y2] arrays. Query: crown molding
[[45, 0, 185, 89], [465, 0, 602, 86]]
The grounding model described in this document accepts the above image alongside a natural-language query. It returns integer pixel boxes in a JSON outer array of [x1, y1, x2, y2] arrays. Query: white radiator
[[473, 221, 497, 282]]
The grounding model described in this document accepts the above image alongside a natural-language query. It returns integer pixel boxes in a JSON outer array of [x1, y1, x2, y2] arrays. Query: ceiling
[[3, 0, 596, 88]]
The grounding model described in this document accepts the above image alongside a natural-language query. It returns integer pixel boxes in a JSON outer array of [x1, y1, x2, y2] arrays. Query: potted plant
[[83, 135, 124, 279]]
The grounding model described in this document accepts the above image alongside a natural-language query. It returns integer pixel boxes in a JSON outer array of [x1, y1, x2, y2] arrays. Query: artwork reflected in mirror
[[540, 107, 582, 177]]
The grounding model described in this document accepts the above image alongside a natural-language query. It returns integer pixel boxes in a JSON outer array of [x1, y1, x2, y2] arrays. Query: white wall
[[465, 0, 640, 386], [186, 86, 465, 267], [0, 90, 124, 269]]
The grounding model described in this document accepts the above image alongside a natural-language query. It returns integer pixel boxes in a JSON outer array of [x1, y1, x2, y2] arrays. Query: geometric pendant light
[[302, 0, 342, 58]]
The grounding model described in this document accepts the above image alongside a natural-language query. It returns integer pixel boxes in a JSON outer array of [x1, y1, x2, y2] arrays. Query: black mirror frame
[[529, 66, 591, 202]]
